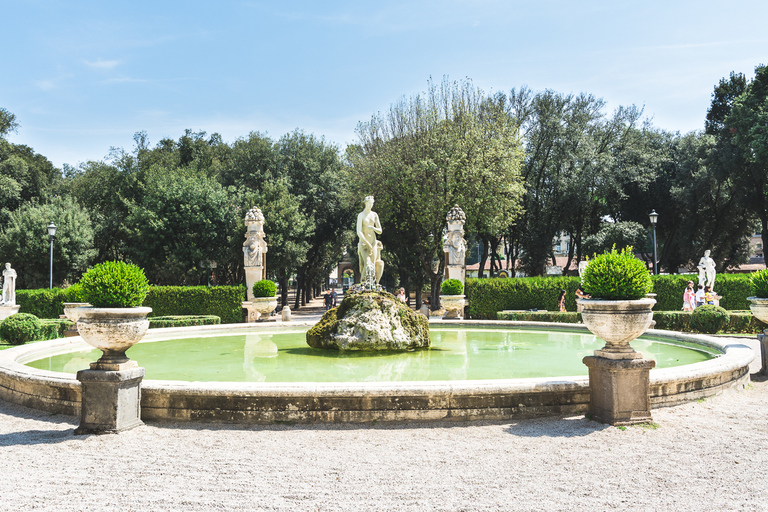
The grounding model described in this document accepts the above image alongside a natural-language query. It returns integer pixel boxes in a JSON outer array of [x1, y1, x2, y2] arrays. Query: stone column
[[75, 367, 145, 434], [443, 205, 467, 285], [243, 207, 268, 300]]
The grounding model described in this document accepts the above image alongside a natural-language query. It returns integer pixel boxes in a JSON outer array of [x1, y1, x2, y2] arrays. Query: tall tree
[[351, 77, 525, 307], [726, 64, 768, 252]]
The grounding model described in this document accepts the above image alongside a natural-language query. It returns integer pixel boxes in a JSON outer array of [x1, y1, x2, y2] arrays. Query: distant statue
[[697, 250, 716, 291], [244, 231, 264, 267], [446, 231, 466, 265], [243, 207, 267, 269], [444, 205, 467, 266], [1, 263, 17, 306], [357, 196, 384, 284]]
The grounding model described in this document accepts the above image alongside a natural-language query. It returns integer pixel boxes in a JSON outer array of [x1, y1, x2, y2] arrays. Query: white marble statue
[[442, 205, 467, 285], [356, 196, 384, 284], [243, 207, 269, 300], [243, 207, 267, 268], [697, 250, 716, 291], [1, 263, 17, 306]]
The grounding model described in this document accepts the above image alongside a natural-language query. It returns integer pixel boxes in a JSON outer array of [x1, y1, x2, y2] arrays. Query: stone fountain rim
[[0, 320, 754, 422]]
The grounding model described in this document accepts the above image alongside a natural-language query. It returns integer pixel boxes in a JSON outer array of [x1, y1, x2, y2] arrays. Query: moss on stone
[[306, 307, 340, 348], [305, 291, 429, 351]]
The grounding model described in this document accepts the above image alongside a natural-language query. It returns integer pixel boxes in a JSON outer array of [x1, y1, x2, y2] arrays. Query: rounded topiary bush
[[78, 261, 150, 308], [64, 283, 86, 303], [690, 305, 729, 334], [440, 279, 464, 296], [252, 279, 277, 298], [581, 246, 653, 300], [749, 268, 768, 298], [0, 313, 42, 345]]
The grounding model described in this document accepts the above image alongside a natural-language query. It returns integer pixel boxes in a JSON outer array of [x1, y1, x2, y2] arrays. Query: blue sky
[[3, 1, 767, 169]]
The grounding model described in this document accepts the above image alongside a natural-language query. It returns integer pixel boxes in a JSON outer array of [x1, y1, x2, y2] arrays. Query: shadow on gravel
[[504, 416, 611, 438], [0, 428, 77, 447], [750, 372, 767, 383]]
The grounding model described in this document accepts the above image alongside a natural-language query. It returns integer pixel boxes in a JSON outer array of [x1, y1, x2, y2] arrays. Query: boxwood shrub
[[79, 261, 150, 308], [440, 279, 464, 296], [581, 246, 652, 300], [749, 268, 768, 298], [690, 305, 730, 334], [0, 313, 43, 345], [252, 280, 277, 298]]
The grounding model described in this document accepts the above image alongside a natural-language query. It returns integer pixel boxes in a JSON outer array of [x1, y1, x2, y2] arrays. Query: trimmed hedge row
[[143, 286, 246, 324], [16, 288, 67, 319], [16, 285, 246, 323], [467, 274, 756, 319], [148, 315, 221, 329], [496, 311, 582, 323], [650, 274, 752, 311], [495, 309, 767, 334]]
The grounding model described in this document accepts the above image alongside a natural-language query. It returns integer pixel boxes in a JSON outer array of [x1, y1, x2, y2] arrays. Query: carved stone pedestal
[[758, 331, 768, 375], [582, 356, 655, 426], [75, 367, 145, 435], [0, 305, 20, 321]]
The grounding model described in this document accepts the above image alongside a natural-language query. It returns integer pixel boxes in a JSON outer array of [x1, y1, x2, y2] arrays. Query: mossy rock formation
[[306, 291, 430, 350]]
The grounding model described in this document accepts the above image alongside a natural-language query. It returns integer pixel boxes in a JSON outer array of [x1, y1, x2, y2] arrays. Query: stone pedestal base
[[758, 331, 768, 376], [75, 367, 145, 435], [244, 267, 264, 300], [0, 305, 20, 321], [582, 356, 656, 426]]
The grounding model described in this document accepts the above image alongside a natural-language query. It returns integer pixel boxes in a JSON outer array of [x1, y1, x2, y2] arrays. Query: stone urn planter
[[77, 306, 152, 370], [440, 295, 465, 319], [63, 302, 91, 323], [580, 298, 656, 359], [578, 247, 657, 425], [748, 297, 768, 374]]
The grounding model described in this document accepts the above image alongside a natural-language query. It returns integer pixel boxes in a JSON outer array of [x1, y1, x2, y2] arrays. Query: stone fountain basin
[[0, 321, 753, 423]]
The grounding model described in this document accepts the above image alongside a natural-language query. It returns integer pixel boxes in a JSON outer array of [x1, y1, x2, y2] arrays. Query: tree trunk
[[478, 239, 489, 278], [430, 272, 442, 311], [293, 274, 302, 310]]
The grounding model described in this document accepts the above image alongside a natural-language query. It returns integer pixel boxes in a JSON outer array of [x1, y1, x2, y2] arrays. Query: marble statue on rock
[[697, 250, 716, 291], [1, 263, 16, 306], [356, 196, 384, 284]]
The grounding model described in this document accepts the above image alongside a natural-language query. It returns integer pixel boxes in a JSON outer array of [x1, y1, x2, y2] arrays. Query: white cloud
[[84, 59, 120, 70]]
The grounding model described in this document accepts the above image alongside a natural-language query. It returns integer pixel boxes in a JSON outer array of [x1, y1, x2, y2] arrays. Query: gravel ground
[[1, 331, 766, 511]]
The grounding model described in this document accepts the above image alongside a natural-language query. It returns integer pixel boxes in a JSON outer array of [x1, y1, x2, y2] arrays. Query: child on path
[[683, 281, 696, 311], [558, 289, 567, 313]]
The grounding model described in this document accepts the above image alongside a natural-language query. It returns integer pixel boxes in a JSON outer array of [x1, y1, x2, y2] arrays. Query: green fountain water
[[26, 326, 718, 383]]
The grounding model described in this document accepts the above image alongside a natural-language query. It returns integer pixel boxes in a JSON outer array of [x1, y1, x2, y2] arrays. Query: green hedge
[[496, 311, 582, 323], [467, 277, 582, 319], [142, 285, 246, 324], [468, 274, 756, 319], [39, 318, 74, 339], [651, 274, 752, 311], [653, 310, 766, 334], [16, 288, 67, 319], [15, 285, 246, 323], [148, 315, 221, 329]]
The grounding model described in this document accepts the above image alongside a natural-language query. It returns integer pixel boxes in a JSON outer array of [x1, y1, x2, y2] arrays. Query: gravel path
[[0, 375, 766, 511], [2, 317, 766, 511]]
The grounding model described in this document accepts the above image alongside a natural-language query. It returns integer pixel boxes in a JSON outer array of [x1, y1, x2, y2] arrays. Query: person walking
[[557, 289, 567, 313], [695, 284, 705, 308]]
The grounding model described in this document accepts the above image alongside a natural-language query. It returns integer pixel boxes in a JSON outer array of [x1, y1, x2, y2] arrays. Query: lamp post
[[47, 222, 56, 289], [649, 210, 658, 275]]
